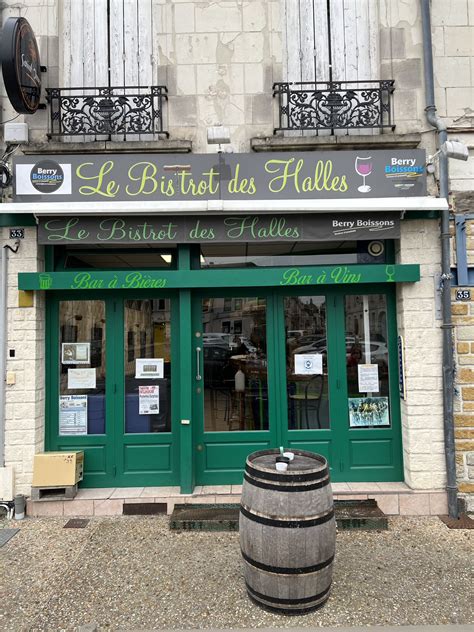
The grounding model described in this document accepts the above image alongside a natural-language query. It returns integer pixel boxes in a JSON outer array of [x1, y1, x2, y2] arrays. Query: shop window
[[284, 296, 330, 430], [56, 247, 175, 270], [124, 299, 172, 434], [345, 294, 390, 429], [58, 301, 106, 436], [201, 297, 269, 432], [199, 241, 388, 269]]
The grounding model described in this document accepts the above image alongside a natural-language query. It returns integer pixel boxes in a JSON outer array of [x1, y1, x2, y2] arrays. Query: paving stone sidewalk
[[0, 516, 472, 631]]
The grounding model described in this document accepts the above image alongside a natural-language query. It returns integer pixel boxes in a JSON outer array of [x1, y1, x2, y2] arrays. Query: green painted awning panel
[[18, 264, 420, 291]]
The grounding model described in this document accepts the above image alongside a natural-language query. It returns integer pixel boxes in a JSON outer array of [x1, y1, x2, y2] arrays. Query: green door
[[46, 292, 180, 487], [192, 291, 280, 485], [192, 286, 403, 484]]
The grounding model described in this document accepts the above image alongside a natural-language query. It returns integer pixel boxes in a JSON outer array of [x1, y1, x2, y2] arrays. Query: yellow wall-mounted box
[[32, 451, 84, 487], [18, 290, 34, 308]]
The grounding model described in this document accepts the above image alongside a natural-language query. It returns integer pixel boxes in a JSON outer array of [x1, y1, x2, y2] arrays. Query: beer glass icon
[[39, 273, 53, 290]]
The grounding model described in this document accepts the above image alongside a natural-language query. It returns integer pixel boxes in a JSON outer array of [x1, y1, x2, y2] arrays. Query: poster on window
[[135, 358, 164, 379], [68, 368, 96, 390], [294, 353, 323, 375], [59, 395, 88, 435], [61, 342, 90, 365], [357, 364, 379, 392], [139, 385, 160, 415], [348, 397, 390, 428]]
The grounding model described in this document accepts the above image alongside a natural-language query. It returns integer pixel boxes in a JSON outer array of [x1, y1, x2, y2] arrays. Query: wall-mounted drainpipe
[[0, 246, 8, 469], [420, 0, 458, 519], [0, 242, 20, 473]]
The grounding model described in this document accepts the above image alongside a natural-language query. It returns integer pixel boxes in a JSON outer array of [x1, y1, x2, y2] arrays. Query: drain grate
[[64, 518, 89, 529], [335, 499, 388, 530], [440, 513, 473, 529], [169, 500, 388, 532], [170, 504, 240, 531], [0, 528, 19, 547], [123, 502, 167, 516]]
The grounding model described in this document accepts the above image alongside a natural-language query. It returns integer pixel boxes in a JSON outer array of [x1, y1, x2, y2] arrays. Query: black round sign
[[30, 160, 64, 193], [0, 17, 41, 114]]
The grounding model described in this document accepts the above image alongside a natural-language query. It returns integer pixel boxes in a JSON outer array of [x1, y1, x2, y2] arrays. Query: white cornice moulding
[[0, 197, 448, 216]]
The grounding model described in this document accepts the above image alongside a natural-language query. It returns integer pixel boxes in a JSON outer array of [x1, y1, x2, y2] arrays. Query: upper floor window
[[277, 0, 392, 135], [282, 0, 380, 84], [52, 0, 167, 141]]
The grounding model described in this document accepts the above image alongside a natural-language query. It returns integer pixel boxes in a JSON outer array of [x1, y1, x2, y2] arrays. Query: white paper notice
[[59, 395, 88, 435], [61, 342, 90, 365], [139, 385, 160, 415], [135, 358, 164, 379], [68, 368, 96, 390], [294, 354, 323, 375], [358, 364, 380, 393]]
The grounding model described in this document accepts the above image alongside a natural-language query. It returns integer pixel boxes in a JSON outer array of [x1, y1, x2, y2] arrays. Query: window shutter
[[283, 0, 379, 83], [282, 0, 380, 135], [110, 0, 154, 87], [61, 0, 108, 87], [63, 0, 154, 88]]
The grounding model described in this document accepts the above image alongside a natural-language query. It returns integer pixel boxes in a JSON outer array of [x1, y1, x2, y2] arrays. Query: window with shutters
[[276, 0, 394, 135], [283, 0, 380, 84], [48, 0, 167, 141], [60, 0, 157, 90]]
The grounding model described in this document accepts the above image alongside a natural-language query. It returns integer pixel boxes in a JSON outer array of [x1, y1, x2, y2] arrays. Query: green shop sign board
[[13, 150, 427, 203], [19, 264, 420, 291], [37, 213, 400, 245]]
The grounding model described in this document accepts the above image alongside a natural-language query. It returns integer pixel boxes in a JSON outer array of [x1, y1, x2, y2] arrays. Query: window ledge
[[19, 139, 193, 155], [250, 133, 422, 152]]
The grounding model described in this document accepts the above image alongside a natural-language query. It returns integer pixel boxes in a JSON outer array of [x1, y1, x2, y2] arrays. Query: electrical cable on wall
[[0, 144, 19, 189]]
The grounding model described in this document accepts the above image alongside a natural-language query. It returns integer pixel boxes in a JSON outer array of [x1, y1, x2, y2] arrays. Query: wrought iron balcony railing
[[273, 80, 395, 134], [46, 86, 169, 140]]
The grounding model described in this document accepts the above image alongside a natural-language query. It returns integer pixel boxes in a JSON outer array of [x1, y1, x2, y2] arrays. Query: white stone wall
[[1, 228, 44, 496], [396, 220, 446, 489]]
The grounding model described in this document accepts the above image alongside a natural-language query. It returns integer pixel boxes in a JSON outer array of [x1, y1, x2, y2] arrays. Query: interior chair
[[304, 374, 324, 429]]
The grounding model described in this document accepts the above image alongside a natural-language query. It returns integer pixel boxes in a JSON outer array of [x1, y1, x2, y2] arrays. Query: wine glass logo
[[355, 156, 373, 193]]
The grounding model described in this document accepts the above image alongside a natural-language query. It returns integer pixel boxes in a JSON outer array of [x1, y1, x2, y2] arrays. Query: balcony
[[273, 80, 395, 135], [45, 86, 169, 141]]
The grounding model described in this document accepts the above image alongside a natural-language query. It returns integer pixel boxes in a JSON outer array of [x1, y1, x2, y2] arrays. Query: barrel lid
[[246, 449, 327, 475]]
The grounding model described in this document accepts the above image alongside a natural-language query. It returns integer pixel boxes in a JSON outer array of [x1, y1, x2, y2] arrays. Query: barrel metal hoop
[[245, 463, 329, 483], [241, 549, 335, 575], [240, 504, 335, 528], [243, 471, 330, 492], [245, 581, 331, 605], [246, 589, 330, 615]]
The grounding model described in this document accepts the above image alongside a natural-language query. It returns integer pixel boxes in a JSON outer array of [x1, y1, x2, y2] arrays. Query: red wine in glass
[[355, 156, 372, 193]]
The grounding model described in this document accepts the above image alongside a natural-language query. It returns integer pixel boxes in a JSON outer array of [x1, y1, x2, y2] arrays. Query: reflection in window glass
[[202, 297, 268, 432], [345, 294, 390, 428], [124, 299, 172, 433], [200, 242, 360, 268], [284, 296, 330, 430], [59, 301, 106, 435]]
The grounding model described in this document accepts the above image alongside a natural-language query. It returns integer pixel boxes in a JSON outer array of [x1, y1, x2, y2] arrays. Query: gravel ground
[[0, 516, 472, 631]]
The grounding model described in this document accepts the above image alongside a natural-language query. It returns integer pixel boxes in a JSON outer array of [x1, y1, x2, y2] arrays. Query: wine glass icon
[[355, 156, 373, 193]]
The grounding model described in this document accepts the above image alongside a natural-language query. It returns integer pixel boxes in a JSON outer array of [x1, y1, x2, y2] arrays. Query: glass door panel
[[124, 299, 172, 434], [345, 294, 390, 428], [284, 296, 330, 430], [202, 297, 269, 432], [59, 300, 106, 436]]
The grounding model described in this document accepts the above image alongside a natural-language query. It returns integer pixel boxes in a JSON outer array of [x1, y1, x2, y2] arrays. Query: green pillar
[[178, 246, 194, 493]]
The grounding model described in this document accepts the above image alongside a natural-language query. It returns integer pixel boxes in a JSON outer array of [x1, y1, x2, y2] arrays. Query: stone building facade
[[0, 0, 472, 514]]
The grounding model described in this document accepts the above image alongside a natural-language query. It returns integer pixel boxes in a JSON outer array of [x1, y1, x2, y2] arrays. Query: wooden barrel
[[239, 449, 335, 615]]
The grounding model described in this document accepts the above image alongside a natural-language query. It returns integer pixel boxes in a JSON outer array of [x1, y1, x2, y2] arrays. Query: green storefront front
[[13, 150, 432, 492]]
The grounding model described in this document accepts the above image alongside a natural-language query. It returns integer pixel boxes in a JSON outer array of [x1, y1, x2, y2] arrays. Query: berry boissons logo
[[30, 160, 64, 193]]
